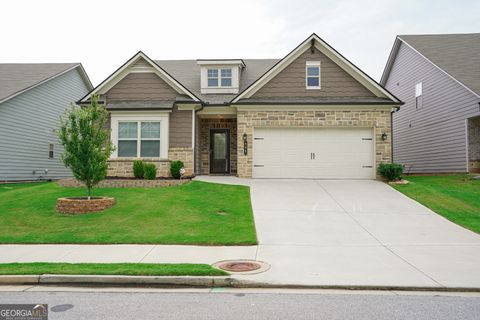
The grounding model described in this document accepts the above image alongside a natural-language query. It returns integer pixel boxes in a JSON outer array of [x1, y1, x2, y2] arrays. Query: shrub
[[143, 163, 157, 180], [133, 160, 145, 179], [378, 163, 404, 181], [170, 160, 185, 179]]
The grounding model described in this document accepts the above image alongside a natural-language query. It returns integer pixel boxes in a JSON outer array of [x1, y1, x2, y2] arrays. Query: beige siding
[[169, 106, 192, 148], [106, 72, 177, 101], [252, 47, 375, 98]]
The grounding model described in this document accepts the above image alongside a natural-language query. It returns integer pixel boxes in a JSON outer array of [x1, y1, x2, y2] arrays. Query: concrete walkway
[[1, 176, 480, 289]]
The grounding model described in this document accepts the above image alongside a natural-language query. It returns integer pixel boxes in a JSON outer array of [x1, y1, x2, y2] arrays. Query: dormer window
[[198, 60, 245, 94], [207, 68, 233, 87], [306, 61, 321, 89]]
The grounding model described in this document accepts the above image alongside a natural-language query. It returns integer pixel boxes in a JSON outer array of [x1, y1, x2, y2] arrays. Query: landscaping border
[[58, 178, 191, 188]]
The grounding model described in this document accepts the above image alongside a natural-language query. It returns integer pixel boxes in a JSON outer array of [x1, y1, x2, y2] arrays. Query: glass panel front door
[[210, 129, 229, 174]]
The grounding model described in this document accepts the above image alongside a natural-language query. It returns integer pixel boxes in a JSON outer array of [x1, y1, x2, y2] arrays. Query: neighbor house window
[[207, 68, 232, 87], [118, 121, 161, 157], [306, 61, 321, 89], [48, 144, 54, 159], [415, 82, 423, 109]]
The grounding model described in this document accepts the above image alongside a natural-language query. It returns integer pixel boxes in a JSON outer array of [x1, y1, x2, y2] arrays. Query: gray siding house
[[0, 64, 92, 181], [381, 34, 480, 173]]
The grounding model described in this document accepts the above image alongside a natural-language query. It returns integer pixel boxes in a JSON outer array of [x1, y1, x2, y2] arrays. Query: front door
[[210, 129, 230, 174]]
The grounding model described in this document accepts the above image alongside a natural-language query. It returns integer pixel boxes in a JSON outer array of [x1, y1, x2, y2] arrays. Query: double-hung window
[[207, 68, 232, 87], [118, 121, 161, 157], [306, 61, 321, 89]]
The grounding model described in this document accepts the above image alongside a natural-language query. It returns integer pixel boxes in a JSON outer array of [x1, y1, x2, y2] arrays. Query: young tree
[[59, 95, 114, 199]]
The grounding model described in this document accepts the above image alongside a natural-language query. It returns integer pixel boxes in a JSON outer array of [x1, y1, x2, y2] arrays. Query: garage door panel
[[253, 127, 374, 179]]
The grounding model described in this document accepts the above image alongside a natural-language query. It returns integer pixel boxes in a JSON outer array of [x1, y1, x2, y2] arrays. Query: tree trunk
[[87, 185, 91, 200]]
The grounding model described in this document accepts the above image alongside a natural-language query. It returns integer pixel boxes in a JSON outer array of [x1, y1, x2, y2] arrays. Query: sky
[[1, 0, 479, 85]]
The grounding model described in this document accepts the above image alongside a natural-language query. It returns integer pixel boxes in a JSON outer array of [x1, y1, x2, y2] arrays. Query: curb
[[1, 275, 480, 292]]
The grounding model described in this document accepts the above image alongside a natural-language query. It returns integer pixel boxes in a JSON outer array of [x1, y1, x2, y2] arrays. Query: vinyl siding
[[169, 106, 192, 148], [385, 42, 480, 173], [106, 72, 177, 101], [0, 68, 91, 181], [252, 47, 375, 98]]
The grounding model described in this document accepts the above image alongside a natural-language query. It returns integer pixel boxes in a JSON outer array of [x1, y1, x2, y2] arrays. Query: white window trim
[[306, 61, 321, 89], [110, 112, 169, 159], [207, 68, 233, 88]]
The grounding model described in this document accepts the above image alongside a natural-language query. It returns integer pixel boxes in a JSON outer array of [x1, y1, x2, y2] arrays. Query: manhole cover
[[218, 261, 261, 272], [213, 260, 270, 274]]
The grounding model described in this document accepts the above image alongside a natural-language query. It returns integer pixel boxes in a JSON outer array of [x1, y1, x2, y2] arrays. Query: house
[[79, 33, 401, 179], [0, 63, 92, 181], [381, 33, 480, 174]]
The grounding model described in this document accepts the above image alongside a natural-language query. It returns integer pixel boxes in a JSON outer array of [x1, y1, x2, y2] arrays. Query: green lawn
[[0, 263, 227, 276], [0, 181, 257, 245], [392, 174, 480, 233]]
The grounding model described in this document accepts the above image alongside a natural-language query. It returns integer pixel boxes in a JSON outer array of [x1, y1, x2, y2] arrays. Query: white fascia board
[[0, 64, 84, 105], [235, 104, 394, 112], [81, 52, 200, 102], [232, 34, 401, 103], [197, 60, 245, 67]]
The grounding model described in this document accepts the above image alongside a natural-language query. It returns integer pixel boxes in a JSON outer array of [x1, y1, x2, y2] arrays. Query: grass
[[0, 181, 257, 245], [392, 174, 480, 233], [0, 263, 228, 276]]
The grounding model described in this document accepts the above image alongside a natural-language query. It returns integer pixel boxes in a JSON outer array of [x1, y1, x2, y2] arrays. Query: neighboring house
[[0, 63, 92, 181], [381, 33, 480, 173], [79, 33, 401, 179]]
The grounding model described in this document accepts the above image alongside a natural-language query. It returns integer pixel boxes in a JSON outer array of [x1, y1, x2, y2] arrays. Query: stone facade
[[198, 118, 237, 175], [468, 117, 480, 173], [236, 109, 392, 179], [107, 147, 194, 178]]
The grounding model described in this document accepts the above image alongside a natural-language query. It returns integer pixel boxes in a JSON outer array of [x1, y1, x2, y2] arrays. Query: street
[[1, 287, 479, 319]]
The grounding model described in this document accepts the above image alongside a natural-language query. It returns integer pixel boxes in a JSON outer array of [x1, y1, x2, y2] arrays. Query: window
[[415, 82, 423, 109], [207, 68, 232, 87], [207, 69, 218, 87], [118, 121, 161, 157], [306, 61, 321, 89], [48, 144, 54, 159], [221, 69, 232, 87]]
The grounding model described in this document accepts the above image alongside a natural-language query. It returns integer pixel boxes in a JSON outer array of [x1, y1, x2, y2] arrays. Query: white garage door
[[253, 127, 375, 179]]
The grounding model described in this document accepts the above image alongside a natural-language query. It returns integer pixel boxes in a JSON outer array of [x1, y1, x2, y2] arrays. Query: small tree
[[59, 95, 114, 199]]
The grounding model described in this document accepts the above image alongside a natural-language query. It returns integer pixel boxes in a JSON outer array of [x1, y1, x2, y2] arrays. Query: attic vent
[[310, 39, 315, 53]]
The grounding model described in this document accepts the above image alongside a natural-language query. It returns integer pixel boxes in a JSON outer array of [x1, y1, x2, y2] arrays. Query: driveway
[[243, 179, 480, 288]]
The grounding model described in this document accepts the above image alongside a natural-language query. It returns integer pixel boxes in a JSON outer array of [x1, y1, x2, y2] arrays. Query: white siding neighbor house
[[0, 64, 92, 181]]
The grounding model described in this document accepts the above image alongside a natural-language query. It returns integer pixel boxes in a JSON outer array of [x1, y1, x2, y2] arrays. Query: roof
[[0, 63, 91, 104], [381, 33, 480, 97], [155, 59, 279, 104], [233, 97, 399, 105]]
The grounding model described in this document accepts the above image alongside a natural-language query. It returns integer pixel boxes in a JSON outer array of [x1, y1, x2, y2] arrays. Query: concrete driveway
[[243, 179, 480, 288]]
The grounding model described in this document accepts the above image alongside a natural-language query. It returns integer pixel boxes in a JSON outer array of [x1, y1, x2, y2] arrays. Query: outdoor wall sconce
[[381, 132, 388, 141], [243, 134, 248, 155]]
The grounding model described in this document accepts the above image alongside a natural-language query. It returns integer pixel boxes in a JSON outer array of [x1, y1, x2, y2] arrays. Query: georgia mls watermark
[[0, 304, 48, 320]]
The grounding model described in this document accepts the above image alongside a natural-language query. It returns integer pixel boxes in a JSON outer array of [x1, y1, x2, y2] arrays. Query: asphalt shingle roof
[[155, 59, 279, 104], [0, 63, 79, 103], [399, 33, 480, 95]]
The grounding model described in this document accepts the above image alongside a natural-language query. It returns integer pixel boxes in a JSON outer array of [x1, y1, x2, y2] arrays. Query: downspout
[[391, 106, 401, 163]]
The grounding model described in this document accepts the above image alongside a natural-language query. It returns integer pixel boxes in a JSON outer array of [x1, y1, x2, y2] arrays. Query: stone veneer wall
[[236, 110, 392, 179], [107, 147, 193, 178], [199, 118, 237, 175], [468, 117, 480, 173]]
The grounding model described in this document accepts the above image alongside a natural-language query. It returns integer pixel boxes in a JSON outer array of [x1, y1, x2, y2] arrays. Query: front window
[[118, 121, 161, 157], [306, 61, 321, 89], [415, 82, 423, 109], [207, 68, 232, 87]]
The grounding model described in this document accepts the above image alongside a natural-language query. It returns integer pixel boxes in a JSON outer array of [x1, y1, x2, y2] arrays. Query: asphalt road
[[1, 289, 479, 320]]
